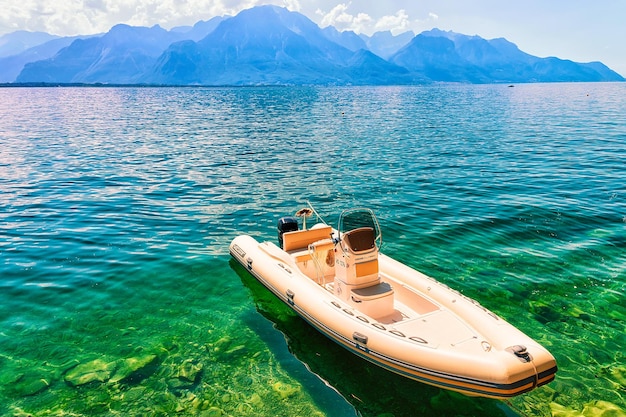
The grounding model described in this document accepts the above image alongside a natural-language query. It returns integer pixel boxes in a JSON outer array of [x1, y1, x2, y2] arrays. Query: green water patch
[[0, 257, 345, 417]]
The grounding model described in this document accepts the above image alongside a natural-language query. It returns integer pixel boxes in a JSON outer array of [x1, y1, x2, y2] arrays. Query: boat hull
[[230, 234, 557, 399]]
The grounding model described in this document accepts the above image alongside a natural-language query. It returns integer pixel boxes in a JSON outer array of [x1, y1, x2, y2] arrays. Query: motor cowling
[[277, 217, 298, 248]]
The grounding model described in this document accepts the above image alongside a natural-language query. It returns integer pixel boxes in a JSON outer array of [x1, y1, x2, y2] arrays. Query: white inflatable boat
[[229, 206, 557, 398]]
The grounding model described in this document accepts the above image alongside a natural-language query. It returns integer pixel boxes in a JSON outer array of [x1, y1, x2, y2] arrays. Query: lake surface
[[0, 84, 624, 417]]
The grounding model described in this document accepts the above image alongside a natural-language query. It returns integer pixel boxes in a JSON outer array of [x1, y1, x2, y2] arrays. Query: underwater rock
[[198, 407, 224, 417], [192, 396, 211, 410], [272, 381, 300, 399], [109, 354, 158, 384], [550, 400, 626, 417], [550, 402, 576, 417], [248, 392, 263, 406], [224, 344, 247, 359], [610, 365, 626, 386], [581, 400, 626, 417], [11, 373, 51, 396], [212, 336, 233, 353], [123, 386, 147, 402], [167, 359, 203, 390], [64, 358, 116, 386], [177, 359, 203, 382], [166, 378, 188, 391], [150, 391, 180, 415]]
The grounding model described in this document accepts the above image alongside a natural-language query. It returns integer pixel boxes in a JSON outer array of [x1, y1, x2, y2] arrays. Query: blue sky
[[1, 0, 624, 76]]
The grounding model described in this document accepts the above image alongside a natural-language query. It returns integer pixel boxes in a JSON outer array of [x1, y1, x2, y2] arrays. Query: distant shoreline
[[0, 82, 216, 88], [1, 81, 624, 88]]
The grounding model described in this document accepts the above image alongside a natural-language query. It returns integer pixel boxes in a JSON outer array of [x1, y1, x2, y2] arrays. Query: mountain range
[[1, 5, 623, 85]]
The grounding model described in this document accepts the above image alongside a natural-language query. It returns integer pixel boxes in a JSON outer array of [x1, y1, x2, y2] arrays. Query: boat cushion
[[283, 226, 333, 252], [343, 227, 376, 253], [355, 259, 378, 278], [350, 282, 394, 318], [351, 282, 393, 300]]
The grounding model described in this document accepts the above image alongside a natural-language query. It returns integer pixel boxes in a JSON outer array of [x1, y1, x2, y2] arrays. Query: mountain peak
[[8, 5, 625, 85], [422, 28, 481, 41], [0, 30, 61, 58]]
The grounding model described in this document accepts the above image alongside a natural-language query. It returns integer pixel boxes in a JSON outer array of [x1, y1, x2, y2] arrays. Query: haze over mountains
[[1, 5, 623, 85]]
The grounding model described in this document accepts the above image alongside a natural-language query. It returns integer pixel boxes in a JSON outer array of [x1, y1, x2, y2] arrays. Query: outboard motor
[[277, 217, 298, 248]]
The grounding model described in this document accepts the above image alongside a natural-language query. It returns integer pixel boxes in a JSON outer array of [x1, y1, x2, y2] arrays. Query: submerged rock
[[64, 358, 116, 386], [550, 400, 626, 417], [167, 359, 204, 390], [109, 354, 158, 384], [581, 400, 626, 417], [176, 359, 203, 383], [12, 373, 51, 396], [198, 407, 224, 417], [212, 336, 233, 353], [550, 402, 575, 417], [272, 381, 300, 399], [122, 386, 148, 402], [610, 365, 626, 386], [248, 392, 263, 406]]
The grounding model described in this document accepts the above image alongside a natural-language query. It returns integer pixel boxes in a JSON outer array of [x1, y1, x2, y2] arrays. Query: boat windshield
[[338, 208, 382, 249]]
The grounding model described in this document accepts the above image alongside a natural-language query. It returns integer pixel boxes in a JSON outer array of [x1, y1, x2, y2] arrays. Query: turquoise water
[[0, 84, 624, 417]]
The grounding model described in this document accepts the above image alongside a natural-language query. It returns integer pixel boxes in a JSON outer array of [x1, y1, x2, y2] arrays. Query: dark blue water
[[1, 84, 625, 417]]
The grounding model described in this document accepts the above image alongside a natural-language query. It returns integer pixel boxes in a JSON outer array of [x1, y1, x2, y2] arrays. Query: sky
[[1, 0, 625, 76]]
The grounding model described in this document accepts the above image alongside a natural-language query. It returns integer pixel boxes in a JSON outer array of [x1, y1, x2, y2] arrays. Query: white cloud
[[317, 3, 368, 32], [319, 4, 359, 28], [282, 0, 301, 12], [1, 1, 417, 37], [0, 0, 302, 36], [316, 4, 418, 35], [374, 9, 410, 34]]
